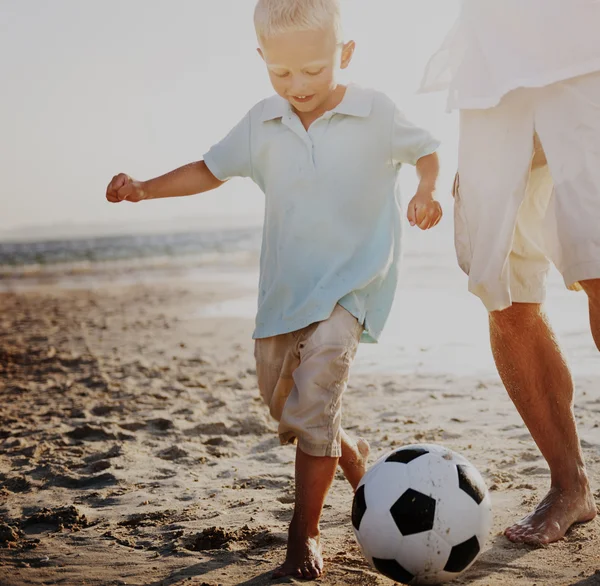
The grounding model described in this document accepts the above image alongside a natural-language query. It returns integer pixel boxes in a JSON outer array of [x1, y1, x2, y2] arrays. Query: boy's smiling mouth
[[291, 95, 315, 103]]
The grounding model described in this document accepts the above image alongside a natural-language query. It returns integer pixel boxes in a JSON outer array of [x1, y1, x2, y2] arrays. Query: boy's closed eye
[[271, 68, 326, 78]]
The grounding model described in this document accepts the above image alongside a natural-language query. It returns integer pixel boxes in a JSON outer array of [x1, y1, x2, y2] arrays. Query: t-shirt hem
[[251, 307, 381, 344]]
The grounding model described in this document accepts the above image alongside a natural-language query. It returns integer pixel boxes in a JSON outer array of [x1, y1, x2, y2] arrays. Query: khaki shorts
[[254, 305, 362, 458], [455, 70, 600, 312]]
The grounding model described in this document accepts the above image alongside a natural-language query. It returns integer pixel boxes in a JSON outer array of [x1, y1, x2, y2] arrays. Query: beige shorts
[[455, 70, 600, 312], [254, 305, 362, 458]]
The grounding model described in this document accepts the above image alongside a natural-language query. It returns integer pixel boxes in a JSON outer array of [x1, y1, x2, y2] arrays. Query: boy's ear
[[257, 47, 265, 61], [340, 40, 356, 69]]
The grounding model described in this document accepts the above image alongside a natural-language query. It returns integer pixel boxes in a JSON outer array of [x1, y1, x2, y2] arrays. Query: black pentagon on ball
[[352, 484, 367, 531], [373, 557, 415, 584], [385, 446, 429, 464], [444, 535, 481, 573], [457, 464, 485, 505], [390, 488, 436, 535]]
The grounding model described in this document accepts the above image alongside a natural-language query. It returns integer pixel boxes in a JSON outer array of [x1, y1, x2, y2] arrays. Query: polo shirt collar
[[260, 83, 373, 123]]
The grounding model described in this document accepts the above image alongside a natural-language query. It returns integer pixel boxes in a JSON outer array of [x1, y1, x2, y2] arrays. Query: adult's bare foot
[[272, 532, 323, 580], [505, 485, 597, 545], [340, 437, 370, 491]]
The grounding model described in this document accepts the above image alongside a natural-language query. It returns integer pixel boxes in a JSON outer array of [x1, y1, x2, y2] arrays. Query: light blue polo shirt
[[203, 84, 440, 343]]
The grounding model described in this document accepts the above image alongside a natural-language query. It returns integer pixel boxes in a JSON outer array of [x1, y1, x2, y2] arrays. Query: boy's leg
[[273, 305, 362, 579], [273, 433, 370, 579], [339, 430, 370, 491], [273, 447, 338, 579], [276, 431, 372, 580]]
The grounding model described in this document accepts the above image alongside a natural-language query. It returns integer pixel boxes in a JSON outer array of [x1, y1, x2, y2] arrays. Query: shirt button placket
[[307, 126, 317, 168]]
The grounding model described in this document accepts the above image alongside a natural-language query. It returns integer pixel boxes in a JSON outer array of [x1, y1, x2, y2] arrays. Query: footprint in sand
[[519, 451, 541, 462], [22, 505, 91, 532], [148, 418, 176, 432], [184, 525, 283, 552], [89, 460, 112, 473], [67, 424, 134, 442], [277, 494, 295, 504], [43, 469, 118, 489], [90, 404, 115, 417], [0, 523, 39, 549], [157, 446, 189, 461], [520, 465, 550, 476], [84, 445, 122, 463]]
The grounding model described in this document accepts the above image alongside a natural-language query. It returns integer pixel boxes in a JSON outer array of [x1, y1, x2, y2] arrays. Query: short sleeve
[[203, 112, 252, 181], [391, 107, 440, 167]]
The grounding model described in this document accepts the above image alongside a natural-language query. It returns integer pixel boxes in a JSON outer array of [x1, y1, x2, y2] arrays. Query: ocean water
[[0, 227, 262, 269]]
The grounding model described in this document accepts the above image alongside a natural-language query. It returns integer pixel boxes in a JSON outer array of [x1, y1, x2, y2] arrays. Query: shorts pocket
[[453, 172, 473, 276]]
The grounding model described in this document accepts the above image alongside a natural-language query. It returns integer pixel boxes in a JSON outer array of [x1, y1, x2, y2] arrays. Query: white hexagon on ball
[[352, 444, 492, 585]]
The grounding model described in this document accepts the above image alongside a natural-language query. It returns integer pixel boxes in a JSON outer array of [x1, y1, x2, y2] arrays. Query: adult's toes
[[526, 532, 549, 546]]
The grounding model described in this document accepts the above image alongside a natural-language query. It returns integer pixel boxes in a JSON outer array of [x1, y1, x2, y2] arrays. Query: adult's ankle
[[550, 464, 590, 493]]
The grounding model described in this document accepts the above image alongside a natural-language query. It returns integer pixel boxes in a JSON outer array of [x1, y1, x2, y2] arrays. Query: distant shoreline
[[0, 225, 263, 270]]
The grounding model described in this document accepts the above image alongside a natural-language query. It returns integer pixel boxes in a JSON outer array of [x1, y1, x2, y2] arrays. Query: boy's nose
[[290, 86, 309, 96], [288, 79, 309, 96]]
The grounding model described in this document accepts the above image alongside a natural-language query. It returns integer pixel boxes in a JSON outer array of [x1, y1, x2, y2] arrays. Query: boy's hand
[[407, 189, 442, 230], [106, 174, 148, 203]]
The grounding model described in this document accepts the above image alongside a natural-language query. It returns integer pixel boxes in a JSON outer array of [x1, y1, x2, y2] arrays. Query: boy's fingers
[[106, 174, 129, 199], [418, 216, 433, 230], [114, 173, 130, 190], [418, 205, 439, 230], [407, 201, 417, 226], [116, 183, 133, 201], [416, 204, 429, 226], [411, 200, 442, 229]]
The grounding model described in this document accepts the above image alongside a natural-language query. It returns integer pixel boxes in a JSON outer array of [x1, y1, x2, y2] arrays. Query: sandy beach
[[1, 237, 600, 586]]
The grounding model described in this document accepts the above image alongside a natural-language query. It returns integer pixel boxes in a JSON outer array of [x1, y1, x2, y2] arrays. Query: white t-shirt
[[420, 0, 600, 110]]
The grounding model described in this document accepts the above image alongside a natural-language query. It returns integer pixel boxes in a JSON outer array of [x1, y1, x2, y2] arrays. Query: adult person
[[420, 0, 600, 544]]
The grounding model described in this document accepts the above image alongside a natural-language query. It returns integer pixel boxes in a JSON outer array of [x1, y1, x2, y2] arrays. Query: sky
[[0, 0, 460, 240]]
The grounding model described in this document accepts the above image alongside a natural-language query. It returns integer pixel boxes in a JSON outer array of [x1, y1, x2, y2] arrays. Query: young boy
[[106, 0, 442, 579]]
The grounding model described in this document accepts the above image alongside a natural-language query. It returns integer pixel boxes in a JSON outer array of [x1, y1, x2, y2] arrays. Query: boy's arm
[[106, 161, 224, 203], [415, 152, 440, 195], [407, 152, 442, 230]]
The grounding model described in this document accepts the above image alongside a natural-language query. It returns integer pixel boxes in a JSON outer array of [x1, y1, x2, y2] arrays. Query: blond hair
[[254, 0, 343, 43]]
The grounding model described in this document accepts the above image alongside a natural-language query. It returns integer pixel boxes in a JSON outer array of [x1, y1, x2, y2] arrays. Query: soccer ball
[[352, 444, 492, 585]]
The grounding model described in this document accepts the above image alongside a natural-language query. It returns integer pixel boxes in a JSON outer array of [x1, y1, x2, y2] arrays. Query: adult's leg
[[489, 302, 596, 544], [580, 279, 600, 351]]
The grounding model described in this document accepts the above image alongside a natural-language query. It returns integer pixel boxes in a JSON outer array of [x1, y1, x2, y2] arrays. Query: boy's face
[[258, 28, 354, 115]]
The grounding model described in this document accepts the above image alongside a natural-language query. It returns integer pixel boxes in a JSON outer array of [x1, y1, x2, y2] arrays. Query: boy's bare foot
[[340, 436, 370, 491], [504, 485, 597, 545], [272, 533, 323, 580]]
